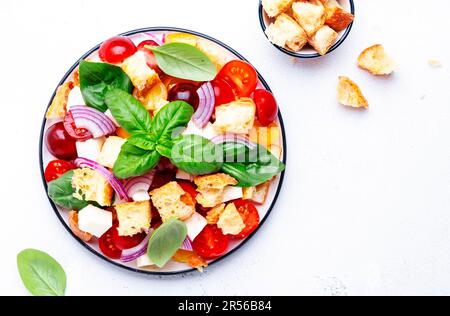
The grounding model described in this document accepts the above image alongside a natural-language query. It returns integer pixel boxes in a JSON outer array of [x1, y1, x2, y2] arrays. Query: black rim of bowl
[[39, 27, 288, 276], [258, 0, 355, 58]]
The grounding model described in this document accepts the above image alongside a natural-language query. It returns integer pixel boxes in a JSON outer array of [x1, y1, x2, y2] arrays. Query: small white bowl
[[259, 0, 355, 58]]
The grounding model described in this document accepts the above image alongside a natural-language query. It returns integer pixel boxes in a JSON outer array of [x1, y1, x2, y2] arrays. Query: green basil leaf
[[171, 135, 223, 175], [151, 101, 194, 140], [79, 61, 134, 112], [147, 219, 187, 268], [127, 133, 157, 151], [105, 89, 152, 134], [148, 43, 217, 81], [17, 249, 66, 296], [47, 170, 88, 210], [221, 144, 285, 187], [156, 138, 174, 158], [113, 142, 160, 179]]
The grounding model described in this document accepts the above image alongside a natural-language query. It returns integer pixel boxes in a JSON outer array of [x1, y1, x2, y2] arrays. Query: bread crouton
[[308, 25, 338, 56], [325, 5, 354, 32], [213, 98, 256, 134], [242, 187, 256, 200], [195, 174, 238, 208], [252, 182, 271, 205], [150, 182, 196, 222], [292, 0, 326, 37], [337, 76, 368, 109], [206, 203, 226, 225], [72, 168, 113, 206], [357, 44, 395, 76], [97, 136, 126, 169], [115, 201, 151, 236], [121, 51, 159, 94], [133, 78, 168, 111], [265, 14, 308, 52], [46, 81, 74, 119], [262, 0, 294, 18], [217, 203, 245, 235], [68, 210, 93, 242]]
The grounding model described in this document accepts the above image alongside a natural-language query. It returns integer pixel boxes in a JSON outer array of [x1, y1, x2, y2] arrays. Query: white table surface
[[1, 0, 450, 296]]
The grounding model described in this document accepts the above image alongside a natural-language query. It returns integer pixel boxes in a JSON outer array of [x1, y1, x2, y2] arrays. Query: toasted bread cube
[[97, 136, 126, 169], [357, 44, 395, 76], [325, 0, 342, 10], [206, 203, 226, 225], [308, 25, 338, 56], [115, 201, 151, 236], [262, 0, 294, 17], [213, 98, 256, 134], [72, 168, 113, 206], [217, 203, 245, 235], [195, 174, 238, 208], [252, 182, 271, 205], [292, 0, 326, 37], [242, 187, 256, 200], [325, 5, 354, 32], [121, 51, 159, 94], [150, 182, 195, 222], [46, 81, 74, 119], [337, 76, 368, 109], [265, 14, 308, 52]]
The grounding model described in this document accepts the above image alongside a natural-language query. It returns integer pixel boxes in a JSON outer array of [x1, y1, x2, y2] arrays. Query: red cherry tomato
[[193, 225, 229, 259], [111, 228, 146, 251], [253, 89, 278, 126], [168, 83, 200, 110], [99, 226, 122, 259], [137, 40, 161, 74], [178, 181, 198, 199], [63, 111, 93, 141], [212, 78, 236, 106], [45, 122, 78, 160], [99, 36, 137, 64], [44, 160, 76, 182], [233, 200, 260, 239], [216, 60, 258, 98]]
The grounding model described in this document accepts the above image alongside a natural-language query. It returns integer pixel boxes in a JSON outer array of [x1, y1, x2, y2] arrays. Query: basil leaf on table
[[151, 101, 194, 140], [147, 43, 217, 81], [105, 89, 152, 134], [171, 135, 223, 176], [113, 142, 161, 179], [221, 144, 285, 188], [79, 61, 134, 112], [147, 219, 187, 268], [17, 249, 66, 296], [47, 170, 88, 210]]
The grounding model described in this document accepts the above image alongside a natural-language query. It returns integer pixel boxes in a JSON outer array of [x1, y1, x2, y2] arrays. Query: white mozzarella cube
[[78, 205, 113, 238], [184, 212, 207, 241], [67, 86, 85, 110], [221, 186, 243, 203], [97, 136, 126, 169], [76, 137, 106, 161], [201, 122, 221, 140], [176, 169, 194, 182], [137, 254, 155, 268], [131, 190, 151, 202], [104, 109, 120, 127]]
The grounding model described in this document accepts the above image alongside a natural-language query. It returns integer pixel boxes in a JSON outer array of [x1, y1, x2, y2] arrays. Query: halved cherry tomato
[[178, 181, 198, 199], [68, 211, 93, 242], [253, 89, 278, 126], [45, 122, 78, 160], [137, 40, 161, 74], [168, 83, 200, 110], [111, 228, 146, 251], [63, 111, 93, 141], [233, 200, 260, 239], [99, 226, 122, 259], [212, 78, 236, 106], [99, 36, 137, 64], [216, 60, 258, 98], [193, 225, 229, 259], [44, 160, 76, 182]]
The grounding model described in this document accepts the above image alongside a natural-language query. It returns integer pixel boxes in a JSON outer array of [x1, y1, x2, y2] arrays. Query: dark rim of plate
[[39, 27, 288, 276], [258, 0, 356, 58]]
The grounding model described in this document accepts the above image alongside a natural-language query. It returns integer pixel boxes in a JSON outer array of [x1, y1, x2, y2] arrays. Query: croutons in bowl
[[259, 0, 355, 58], [40, 27, 287, 275]]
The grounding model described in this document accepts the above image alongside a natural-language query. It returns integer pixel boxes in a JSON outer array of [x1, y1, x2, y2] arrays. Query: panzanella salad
[[43, 31, 285, 272]]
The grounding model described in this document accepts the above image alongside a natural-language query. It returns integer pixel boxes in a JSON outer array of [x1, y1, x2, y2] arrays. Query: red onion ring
[[180, 237, 193, 251], [211, 134, 257, 150], [124, 171, 155, 199], [70, 106, 116, 138], [120, 232, 152, 263], [193, 82, 215, 128]]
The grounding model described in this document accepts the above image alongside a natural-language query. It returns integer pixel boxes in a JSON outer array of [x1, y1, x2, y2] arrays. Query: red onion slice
[[144, 32, 165, 46], [74, 158, 130, 202], [120, 232, 152, 263], [211, 134, 257, 150], [124, 171, 155, 199], [70, 106, 117, 138], [180, 237, 193, 251], [193, 82, 215, 128]]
